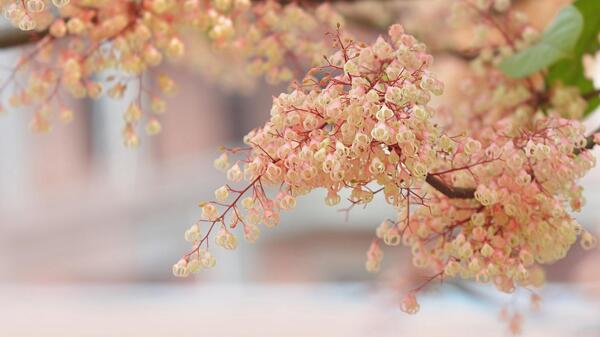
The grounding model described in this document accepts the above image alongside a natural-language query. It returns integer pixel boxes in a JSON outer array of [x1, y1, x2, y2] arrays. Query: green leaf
[[547, 0, 600, 116], [499, 5, 583, 78]]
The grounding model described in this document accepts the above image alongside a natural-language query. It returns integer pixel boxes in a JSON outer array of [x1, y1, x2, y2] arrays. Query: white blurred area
[[1, 4, 600, 335], [0, 283, 599, 337]]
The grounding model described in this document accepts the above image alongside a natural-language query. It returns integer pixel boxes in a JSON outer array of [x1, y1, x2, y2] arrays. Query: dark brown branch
[[574, 126, 599, 155], [582, 89, 600, 101], [425, 174, 476, 199], [0, 28, 48, 49], [444, 48, 479, 61], [434, 125, 600, 199]]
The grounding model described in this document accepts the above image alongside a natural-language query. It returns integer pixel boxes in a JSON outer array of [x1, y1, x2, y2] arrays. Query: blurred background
[[0, 0, 599, 336]]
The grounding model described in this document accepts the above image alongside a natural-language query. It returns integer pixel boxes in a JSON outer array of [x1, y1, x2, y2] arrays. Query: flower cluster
[[177, 25, 440, 276], [176, 19, 598, 319], [387, 0, 597, 314], [0, 0, 344, 144], [2, 0, 70, 31], [177, 25, 448, 279], [6, 0, 597, 323], [184, 1, 343, 91], [445, 1, 530, 128], [1, 0, 199, 144], [241, 1, 342, 84], [400, 118, 595, 296]]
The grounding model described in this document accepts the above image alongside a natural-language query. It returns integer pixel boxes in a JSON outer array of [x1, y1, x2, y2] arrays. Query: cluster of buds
[[176, 21, 599, 319], [172, 248, 216, 277], [185, 1, 344, 90], [177, 25, 447, 279], [389, 0, 598, 316], [239, 1, 343, 84], [400, 118, 596, 299], [4, 0, 596, 320], [0, 0, 192, 143], [2, 0, 70, 31], [1, 0, 345, 144]]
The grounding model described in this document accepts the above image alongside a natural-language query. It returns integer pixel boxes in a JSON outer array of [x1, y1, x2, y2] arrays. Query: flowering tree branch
[[574, 125, 600, 155], [0, 0, 383, 49], [434, 124, 599, 199], [2, 0, 600, 325], [425, 174, 476, 199], [0, 31, 595, 202], [172, 20, 600, 323]]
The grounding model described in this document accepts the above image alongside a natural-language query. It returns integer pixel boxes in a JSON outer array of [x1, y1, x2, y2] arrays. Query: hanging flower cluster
[[2, 0, 70, 31], [185, 1, 343, 91], [1, 0, 205, 144], [176, 24, 447, 276], [231, 1, 342, 84], [176, 21, 598, 318], [395, 118, 596, 299], [445, 0, 592, 132], [428, 2, 599, 327], [0, 0, 344, 144], [0, 0, 249, 34], [2, 0, 598, 325], [391, 0, 598, 314]]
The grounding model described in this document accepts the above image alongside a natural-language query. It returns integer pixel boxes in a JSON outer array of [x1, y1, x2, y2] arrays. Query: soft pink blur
[[0, 1, 599, 335]]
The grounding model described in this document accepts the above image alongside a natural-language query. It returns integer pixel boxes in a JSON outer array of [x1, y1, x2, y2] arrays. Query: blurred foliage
[[547, 0, 600, 116], [499, 5, 583, 78]]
